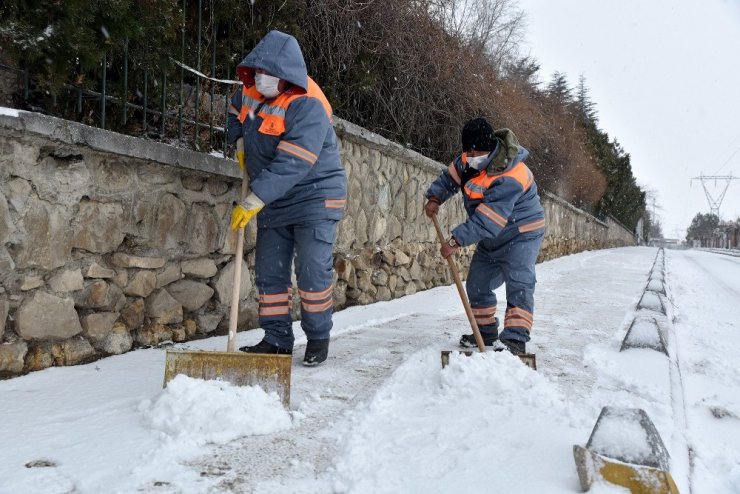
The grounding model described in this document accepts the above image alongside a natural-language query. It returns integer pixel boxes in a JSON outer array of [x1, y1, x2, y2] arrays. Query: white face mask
[[254, 73, 281, 98], [467, 153, 491, 170]]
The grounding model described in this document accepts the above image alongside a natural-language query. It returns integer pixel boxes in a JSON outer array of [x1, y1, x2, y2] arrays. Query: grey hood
[[236, 30, 308, 91]]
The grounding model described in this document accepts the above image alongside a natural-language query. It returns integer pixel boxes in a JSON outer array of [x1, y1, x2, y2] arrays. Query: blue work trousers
[[465, 230, 544, 342], [255, 220, 338, 350]]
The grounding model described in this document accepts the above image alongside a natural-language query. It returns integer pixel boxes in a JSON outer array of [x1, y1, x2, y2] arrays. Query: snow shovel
[[163, 167, 292, 407], [432, 214, 536, 370]]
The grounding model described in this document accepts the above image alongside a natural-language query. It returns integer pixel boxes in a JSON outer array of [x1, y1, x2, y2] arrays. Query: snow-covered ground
[[2, 247, 739, 493]]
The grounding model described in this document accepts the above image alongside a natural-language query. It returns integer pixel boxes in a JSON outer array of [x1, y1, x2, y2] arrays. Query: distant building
[[697, 220, 740, 249]]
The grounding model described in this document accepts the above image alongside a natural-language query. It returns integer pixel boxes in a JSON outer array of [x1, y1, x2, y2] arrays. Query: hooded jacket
[[425, 129, 545, 246], [227, 31, 346, 228]]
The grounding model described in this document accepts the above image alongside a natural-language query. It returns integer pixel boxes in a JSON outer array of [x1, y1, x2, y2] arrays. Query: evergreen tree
[[547, 71, 572, 106], [686, 213, 720, 242]]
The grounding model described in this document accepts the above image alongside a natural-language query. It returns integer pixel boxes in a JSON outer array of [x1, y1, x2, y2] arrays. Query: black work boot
[[239, 339, 292, 355], [496, 338, 525, 355], [459, 333, 498, 348], [303, 339, 330, 366]]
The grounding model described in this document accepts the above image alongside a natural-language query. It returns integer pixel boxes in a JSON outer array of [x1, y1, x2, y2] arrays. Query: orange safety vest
[[237, 77, 333, 136], [459, 159, 535, 201]]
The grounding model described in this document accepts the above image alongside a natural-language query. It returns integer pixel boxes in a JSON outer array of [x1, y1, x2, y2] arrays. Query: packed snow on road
[[1, 247, 738, 493]]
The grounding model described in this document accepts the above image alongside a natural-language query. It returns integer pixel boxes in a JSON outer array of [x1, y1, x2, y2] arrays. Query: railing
[[0, 1, 253, 158]]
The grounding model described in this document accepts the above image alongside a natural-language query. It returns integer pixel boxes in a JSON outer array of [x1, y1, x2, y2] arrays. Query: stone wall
[[0, 110, 634, 377]]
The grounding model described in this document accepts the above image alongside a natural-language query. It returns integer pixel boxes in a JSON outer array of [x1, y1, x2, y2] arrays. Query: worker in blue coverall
[[227, 30, 346, 366], [424, 118, 545, 355]]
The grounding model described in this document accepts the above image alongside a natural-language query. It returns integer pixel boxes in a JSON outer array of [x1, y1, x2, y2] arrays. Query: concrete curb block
[[573, 406, 680, 493]]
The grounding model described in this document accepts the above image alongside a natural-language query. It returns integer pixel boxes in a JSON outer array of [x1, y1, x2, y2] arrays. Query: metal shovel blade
[[440, 350, 537, 370], [573, 445, 680, 494], [163, 349, 292, 408]]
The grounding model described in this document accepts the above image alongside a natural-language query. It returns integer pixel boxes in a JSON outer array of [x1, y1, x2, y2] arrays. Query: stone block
[[394, 250, 411, 266], [376, 286, 392, 302], [181, 258, 218, 279], [156, 263, 182, 288], [196, 312, 223, 334], [135, 323, 173, 347], [0, 191, 11, 243], [151, 193, 187, 250], [184, 319, 197, 337], [20, 276, 44, 291], [167, 279, 214, 312], [53, 338, 96, 366], [85, 263, 116, 279], [25, 344, 54, 372], [124, 270, 157, 298], [213, 258, 251, 306], [5, 177, 32, 216], [371, 269, 388, 286], [35, 155, 90, 206], [72, 201, 125, 253], [14, 198, 73, 270], [120, 298, 145, 330], [0, 298, 8, 340], [81, 312, 120, 346], [335, 257, 354, 282], [75, 281, 124, 310], [98, 323, 133, 355], [49, 269, 84, 293], [0, 341, 28, 375], [112, 269, 128, 289], [146, 289, 183, 324], [17, 291, 82, 340], [186, 203, 220, 255], [112, 253, 166, 269], [181, 175, 204, 191], [205, 178, 229, 196]]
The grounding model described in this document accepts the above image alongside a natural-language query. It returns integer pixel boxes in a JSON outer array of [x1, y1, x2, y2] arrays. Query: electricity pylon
[[691, 173, 739, 217]]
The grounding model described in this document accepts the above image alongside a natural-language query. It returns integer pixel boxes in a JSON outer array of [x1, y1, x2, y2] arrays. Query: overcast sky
[[516, 0, 740, 238]]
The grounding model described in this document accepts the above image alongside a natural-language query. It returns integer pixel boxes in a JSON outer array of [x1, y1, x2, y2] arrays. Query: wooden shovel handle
[[227, 170, 250, 352], [431, 213, 486, 353]]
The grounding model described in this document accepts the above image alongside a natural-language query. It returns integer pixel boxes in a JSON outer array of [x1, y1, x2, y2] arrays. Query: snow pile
[[646, 279, 664, 292], [588, 415, 652, 464], [0, 106, 20, 117], [142, 374, 293, 445], [638, 292, 663, 312], [332, 349, 586, 493], [625, 318, 662, 349]]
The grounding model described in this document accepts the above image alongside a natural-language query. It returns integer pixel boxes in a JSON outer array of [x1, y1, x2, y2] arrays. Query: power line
[[714, 144, 740, 174], [713, 131, 740, 174]]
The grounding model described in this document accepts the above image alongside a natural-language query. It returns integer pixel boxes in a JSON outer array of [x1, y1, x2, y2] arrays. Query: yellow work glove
[[235, 137, 245, 170], [230, 192, 264, 230]]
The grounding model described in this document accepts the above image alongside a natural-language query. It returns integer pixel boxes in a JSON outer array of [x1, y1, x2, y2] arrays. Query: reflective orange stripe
[[475, 317, 497, 326], [464, 162, 534, 200], [477, 204, 507, 227], [236, 76, 332, 132], [259, 305, 290, 316], [518, 219, 545, 233], [259, 292, 291, 303], [277, 141, 318, 164], [301, 299, 333, 313], [447, 162, 461, 185], [299, 286, 333, 301], [326, 199, 346, 209], [472, 306, 496, 316], [505, 318, 532, 330], [507, 307, 533, 323]]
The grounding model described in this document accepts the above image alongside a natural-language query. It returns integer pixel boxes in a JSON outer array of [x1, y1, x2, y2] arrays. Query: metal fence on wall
[[0, 1, 252, 158]]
